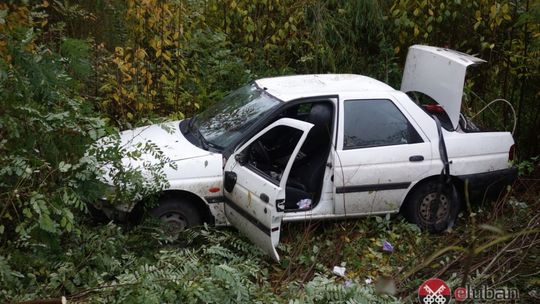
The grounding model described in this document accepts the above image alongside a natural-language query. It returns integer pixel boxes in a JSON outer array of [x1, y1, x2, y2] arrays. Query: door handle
[[260, 193, 269, 203], [409, 155, 424, 162], [276, 199, 285, 211]]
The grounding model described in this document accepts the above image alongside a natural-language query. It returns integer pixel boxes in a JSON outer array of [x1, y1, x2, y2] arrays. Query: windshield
[[194, 83, 281, 148]]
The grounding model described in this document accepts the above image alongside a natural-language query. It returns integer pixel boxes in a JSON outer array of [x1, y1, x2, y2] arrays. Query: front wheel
[[150, 197, 202, 235], [403, 181, 460, 233]]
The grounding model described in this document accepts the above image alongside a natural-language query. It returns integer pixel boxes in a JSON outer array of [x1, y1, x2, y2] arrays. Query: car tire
[[403, 181, 460, 233], [150, 197, 202, 234], [86, 203, 109, 224]]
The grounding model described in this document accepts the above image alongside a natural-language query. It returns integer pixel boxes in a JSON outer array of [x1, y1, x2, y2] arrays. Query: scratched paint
[[209, 203, 227, 226]]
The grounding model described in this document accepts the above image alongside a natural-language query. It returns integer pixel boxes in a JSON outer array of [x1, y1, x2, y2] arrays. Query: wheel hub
[[419, 192, 449, 223], [160, 212, 188, 234]]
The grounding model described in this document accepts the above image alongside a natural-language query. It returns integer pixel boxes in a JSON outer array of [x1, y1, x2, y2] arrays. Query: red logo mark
[[418, 278, 451, 304], [454, 287, 467, 301]]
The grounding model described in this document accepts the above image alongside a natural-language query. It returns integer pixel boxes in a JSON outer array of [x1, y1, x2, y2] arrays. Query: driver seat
[[285, 103, 333, 209]]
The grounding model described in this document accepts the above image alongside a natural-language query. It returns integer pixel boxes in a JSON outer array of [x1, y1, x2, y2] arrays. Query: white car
[[94, 45, 517, 261]]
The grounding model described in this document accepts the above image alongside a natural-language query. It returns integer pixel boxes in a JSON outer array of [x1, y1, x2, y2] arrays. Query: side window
[[244, 125, 303, 184], [343, 99, 422, 149]]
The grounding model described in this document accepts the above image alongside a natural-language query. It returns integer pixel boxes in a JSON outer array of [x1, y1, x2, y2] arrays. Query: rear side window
[[343, 99, 422, 149]]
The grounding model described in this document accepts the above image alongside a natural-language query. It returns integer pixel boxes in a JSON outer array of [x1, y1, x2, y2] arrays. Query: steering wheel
[[254, 141, 271, 164]]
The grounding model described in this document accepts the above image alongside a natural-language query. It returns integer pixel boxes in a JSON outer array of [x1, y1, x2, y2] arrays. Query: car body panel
[[334, 92, 434, 215], [256, 74, 394, 102], [104, 122, 224, 212], [401, 45, 486, 129]]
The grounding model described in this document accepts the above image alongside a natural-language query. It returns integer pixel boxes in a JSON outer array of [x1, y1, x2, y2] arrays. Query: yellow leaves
[[162, 51, 171, 62], [163, 38, 173, 47], [341, 235, 351, 243], [141, 0, 155, 7], [162, 3, 172, 16], [487, 2, 511, 29], [475, 10, 482, 21], [489, 4, 498, 19], [414, 26, 420, 37], [150, 38, 161, 51], [135, 48, 146, 60], [103, 0, 192, 123], [42, 0, 49, 8], [115, 47, 124, 57], [502, 3, 511, 21]]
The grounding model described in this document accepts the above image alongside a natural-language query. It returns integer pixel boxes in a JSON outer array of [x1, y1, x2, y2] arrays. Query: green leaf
[[59, 161, 72, 172]]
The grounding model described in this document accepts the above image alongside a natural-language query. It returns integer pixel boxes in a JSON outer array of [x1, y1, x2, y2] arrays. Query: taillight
[[424, 104, 446, 114], [509, 144, 515, 161]]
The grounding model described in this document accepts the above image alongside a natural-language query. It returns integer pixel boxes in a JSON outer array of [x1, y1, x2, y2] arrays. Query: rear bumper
[[457, 167, 518, 203]]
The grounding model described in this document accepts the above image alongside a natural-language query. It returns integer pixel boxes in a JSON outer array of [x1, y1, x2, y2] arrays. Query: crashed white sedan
[[93, 45, 517, 261]]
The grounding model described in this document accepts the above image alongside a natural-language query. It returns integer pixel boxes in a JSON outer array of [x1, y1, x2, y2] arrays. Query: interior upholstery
[[285, 103, 333, 209]]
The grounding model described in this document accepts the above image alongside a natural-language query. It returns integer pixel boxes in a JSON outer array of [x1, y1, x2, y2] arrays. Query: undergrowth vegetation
[[2, 188, 538, 302], [1, 0, 539, 302]]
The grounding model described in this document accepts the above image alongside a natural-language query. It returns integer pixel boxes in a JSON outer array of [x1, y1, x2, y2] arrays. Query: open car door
[[223, 118, 313, 261]]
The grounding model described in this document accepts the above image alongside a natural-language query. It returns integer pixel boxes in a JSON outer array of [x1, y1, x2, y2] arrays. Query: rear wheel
[[403, 181, 460, 232], [150, 197, 202, 235]]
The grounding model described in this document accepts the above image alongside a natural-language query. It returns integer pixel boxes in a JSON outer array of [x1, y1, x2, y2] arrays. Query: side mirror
[[235, 152, 248, 166], [224, 171, 237, 193]]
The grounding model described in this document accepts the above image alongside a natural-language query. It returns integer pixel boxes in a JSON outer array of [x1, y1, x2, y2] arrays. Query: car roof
[[255, 74, 396, 101]]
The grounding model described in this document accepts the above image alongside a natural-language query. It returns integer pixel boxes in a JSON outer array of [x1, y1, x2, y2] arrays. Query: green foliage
[[0, 2, 175, 246], [289, 274, 400, 304], [516, 156, 540, 176], [89, 130, 176, 206], [0, 222, 403, 303], [1, 0, 540, 303], [0, 23, 105, 240], [60, 37, 92, 80]]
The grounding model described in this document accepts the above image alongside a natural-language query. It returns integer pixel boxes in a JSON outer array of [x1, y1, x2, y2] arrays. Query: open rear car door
[[223, 118, 313, 261]]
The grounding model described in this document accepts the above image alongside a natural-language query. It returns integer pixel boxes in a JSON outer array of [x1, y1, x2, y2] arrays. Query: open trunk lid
[[400, 45, 486, 130]]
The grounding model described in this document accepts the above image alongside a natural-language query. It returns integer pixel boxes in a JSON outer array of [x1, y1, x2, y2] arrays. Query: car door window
[[343, 99, 422, 149], [244, 125, 303, 184]]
